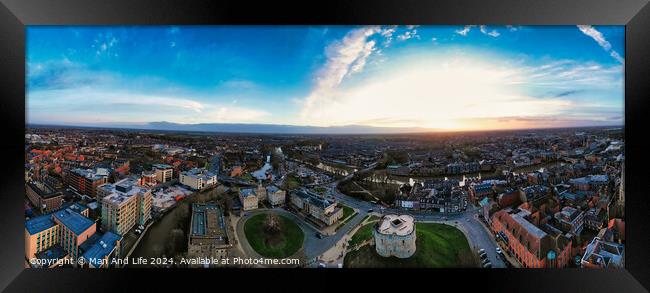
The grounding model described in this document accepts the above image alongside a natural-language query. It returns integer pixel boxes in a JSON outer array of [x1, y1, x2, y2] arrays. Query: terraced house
[[492, 208, 573, 268]]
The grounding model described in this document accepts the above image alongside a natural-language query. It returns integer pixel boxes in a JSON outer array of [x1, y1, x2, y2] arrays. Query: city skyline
[[27, 25, 624, 132]]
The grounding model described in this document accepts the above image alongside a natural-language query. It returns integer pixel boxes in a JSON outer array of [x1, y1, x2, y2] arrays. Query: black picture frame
[[1, 0, 649, 292]]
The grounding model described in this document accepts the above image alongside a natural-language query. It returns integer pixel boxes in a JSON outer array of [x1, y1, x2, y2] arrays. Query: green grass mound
[[349, 222, 375, 247], [244, 213, 304, 259], [344, 223, 475, 268]]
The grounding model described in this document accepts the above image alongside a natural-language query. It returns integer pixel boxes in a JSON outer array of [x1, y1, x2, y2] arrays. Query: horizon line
[[25, 121, 625, 136]]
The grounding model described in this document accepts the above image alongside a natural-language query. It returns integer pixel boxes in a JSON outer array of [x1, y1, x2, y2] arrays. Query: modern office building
[[66, 168, 109, 198], [100, 178, 152, 236], [290, 190, 343, 226], [26, 181, 64, 213], [179, 168, 217, 190], [187, 203, 230, 266], [152, 164, 174, 183], [373, 214, 417, 258]]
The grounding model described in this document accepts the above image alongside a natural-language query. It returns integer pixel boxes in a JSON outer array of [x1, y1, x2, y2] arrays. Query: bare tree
[[264, 213, 282, 234]]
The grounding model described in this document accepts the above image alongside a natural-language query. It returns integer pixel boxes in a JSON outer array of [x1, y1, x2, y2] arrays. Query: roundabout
[[242, 211, 305, 259]]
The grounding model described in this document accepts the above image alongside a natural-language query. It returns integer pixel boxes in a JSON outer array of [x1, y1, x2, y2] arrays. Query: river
[[128, 187, 224, 266]]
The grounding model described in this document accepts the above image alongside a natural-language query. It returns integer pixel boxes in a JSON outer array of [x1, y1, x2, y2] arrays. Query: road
[[234, 158, 507, 268], [234, 207, 368, 263], [326, 180, 507, 268]]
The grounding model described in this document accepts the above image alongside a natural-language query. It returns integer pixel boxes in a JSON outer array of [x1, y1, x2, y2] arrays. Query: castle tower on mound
[[373, 214, 416, 258]]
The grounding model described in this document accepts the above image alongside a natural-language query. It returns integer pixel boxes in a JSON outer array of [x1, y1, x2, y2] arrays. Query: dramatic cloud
[[299, 26, 381, 120], [297, 53, 623, 130]]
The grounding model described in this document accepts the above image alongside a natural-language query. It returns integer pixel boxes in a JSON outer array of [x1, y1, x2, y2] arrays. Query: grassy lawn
[[349, 222, 375, 247], [244, 213, 304, 259], [344, 223, 475, 268], [341, 204, 355, 220]]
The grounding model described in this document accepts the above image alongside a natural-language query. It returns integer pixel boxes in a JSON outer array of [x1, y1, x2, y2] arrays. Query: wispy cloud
[[27, 88, 271, 125], [577, 25, 611, 50], [553, 90, 581, 97], [577, 25, 624, 64], [456, 25, 500, 37], [506, 25, 520, 32], [455, 25, 475, 36], [380, 26, 397, 47], [480, 25, 500, 37], [300, 26, 381, 120], [610, 51, 624, 64], [27, 59, 115, 91], [397, 28, 420, 41]]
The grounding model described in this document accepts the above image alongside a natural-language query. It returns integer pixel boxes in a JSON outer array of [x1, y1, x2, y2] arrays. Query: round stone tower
[[373, 214, 416, 258]]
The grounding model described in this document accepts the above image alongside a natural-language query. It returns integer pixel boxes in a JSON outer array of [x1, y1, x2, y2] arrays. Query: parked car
[[367, 209, 374, 213], [496, 247, 503, 255], [134, 229, 142, 235], [315, 233, 324, 239], [482, 262, 493, 268]]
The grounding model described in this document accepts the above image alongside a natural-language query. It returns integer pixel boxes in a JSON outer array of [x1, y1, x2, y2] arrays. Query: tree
[[264, 213, 282, 234]]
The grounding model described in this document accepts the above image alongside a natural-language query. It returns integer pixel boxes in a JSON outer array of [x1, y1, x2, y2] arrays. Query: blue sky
[[26, 25, 624, 131]]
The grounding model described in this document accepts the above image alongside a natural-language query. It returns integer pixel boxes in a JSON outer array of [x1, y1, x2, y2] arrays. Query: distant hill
[[30, 121, 431, 134], [141, 121, 427, 134]]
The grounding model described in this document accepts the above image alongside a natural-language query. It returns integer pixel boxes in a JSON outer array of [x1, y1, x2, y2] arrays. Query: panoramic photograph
[[24, 25, 625, 268]]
